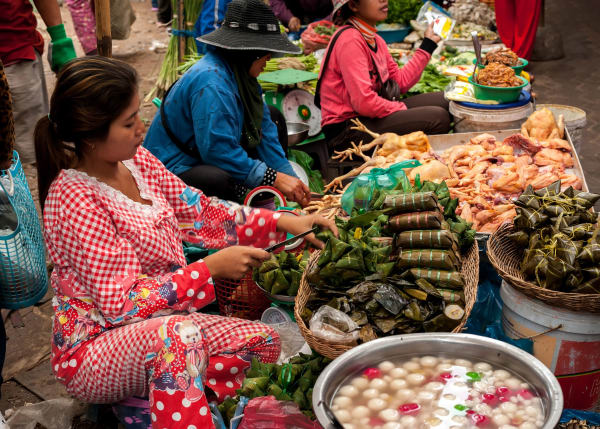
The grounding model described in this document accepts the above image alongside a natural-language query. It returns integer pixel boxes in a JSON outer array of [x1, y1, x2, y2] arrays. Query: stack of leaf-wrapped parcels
[[508, 180, 600, 293], [253, 250, 310, 297], [217, 351, 331, 423], [301, 180, 476, 343]]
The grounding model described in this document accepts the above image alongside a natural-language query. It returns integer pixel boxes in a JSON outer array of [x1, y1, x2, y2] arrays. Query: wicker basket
[[294, 242, 480, 359], [487, 223, 600, 313]]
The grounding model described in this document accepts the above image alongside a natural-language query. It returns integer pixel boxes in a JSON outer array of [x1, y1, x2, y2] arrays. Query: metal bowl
[[255, 282, 296, 303], [287, 122, 310, 146], [313, 333, 563, 429]]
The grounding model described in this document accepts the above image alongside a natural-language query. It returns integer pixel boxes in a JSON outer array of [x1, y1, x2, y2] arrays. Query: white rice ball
[[363, 388, 380, 399], [351, 377, 369, 390], [474, 362, 492, 372], [400, 415, 417, 426], [390, 379, 408, 391], [370, 378, 387, 390], [396, 388, 415, 402], [403, 361, 421, 372], [379, 408, 399, 422], [519, 423, 537, 429], [339, 385, 359, 398], [425, 381, 444, 392], [451, 415, 468, 424], [334, 409, 352, 423], [454, 359, 472, 368], [368, 398, 387, 412], [493, 369, 511, 380], [498, 426, 518, 429], [379, 361, 396, 373], [417, 390, 436, 403], [333, 396, 352, 408], [343, 425, 355, 429], [443, 393, 456, 401], [500, 402, 518, 413], [436, 363, 454, 372], [434, 408, 449, 417], [351, 405, 370, 419], [493, 414, 510, 426], [383, 375, 392, 383], [420, 356, 438, 367], [474, 403, 492, 415], [525, 406, 539, 417], [382, 423, 402, 429], [389, 367, 408, 378], [505, 377, 522, 390], [406, 373, 426, 386]]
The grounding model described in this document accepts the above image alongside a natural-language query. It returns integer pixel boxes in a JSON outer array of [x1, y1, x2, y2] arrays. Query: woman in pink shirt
[[318, 0, 451, 149]]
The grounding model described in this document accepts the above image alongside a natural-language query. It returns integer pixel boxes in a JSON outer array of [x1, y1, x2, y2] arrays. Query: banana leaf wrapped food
[[383, 191, 440, 214], [254, 251, 309, 297], [403, 268, 465, 290], [395, 229, 458, 250], [389, 210, 444, 232], [396, 248, 460, 271]]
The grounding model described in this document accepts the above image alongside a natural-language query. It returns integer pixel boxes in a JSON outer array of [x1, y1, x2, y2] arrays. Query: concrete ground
[[2, 0, 599, 426]]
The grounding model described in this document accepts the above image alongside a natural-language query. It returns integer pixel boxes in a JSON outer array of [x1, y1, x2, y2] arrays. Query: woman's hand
[[203, 246, 270, 280], [276, 213, 338, 249], [274, 172, 311, 207], [424, 22, 442, 44], [288, 17, 301, 32]]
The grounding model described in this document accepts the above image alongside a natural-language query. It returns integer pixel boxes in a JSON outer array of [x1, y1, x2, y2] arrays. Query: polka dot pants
[[65, 313, 280, 428]]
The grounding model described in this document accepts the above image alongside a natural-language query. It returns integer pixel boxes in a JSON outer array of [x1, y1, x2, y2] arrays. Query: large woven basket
[[487, 223, 600, 313], [294, 242, 480, 359]]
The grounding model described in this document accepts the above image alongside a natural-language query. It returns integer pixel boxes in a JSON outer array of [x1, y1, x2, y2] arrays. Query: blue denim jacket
[[144, 50, 296, 188]]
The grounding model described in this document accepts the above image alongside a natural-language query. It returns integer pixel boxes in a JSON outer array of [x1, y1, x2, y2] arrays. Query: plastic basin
[[474, 57, 529, 75], [468, 75, 528, 103], [376, 25, 411, 43]]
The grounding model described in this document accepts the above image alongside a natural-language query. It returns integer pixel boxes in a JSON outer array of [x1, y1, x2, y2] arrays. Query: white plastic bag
[[416, 1, 455, 40]]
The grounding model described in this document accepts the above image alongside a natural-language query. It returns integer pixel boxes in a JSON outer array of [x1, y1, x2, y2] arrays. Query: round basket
[[487, 223, 600, 313], [294, 242, 480, 359], [214, 272, 270, 320]]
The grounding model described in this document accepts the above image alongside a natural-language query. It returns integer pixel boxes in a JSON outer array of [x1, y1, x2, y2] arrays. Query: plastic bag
[[416, 1, 455, 40], [238, 396, 321, 429], [444, 80, 499, 104], [463, 259, 533, 354], [309, 305, 359, 344], [6, 398, 87, 429], [341, 161, 421, 215], [301, 20, 336, 54], [288, 149, 325, 194]]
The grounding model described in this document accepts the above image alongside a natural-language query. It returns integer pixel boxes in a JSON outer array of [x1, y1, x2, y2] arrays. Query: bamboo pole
[[177, 0, 185, 63], [94, 0, 112, 57]]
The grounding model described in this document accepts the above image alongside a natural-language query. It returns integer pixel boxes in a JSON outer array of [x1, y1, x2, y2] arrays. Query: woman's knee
[[429, 106, 451, 134]]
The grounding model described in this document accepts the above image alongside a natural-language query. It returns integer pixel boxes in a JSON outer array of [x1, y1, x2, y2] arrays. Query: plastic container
[[474, 57, 529, 75], [501, 281, 600, 410], [449, 100, 533, 133], [536, 104, 587, 154], [468, 75, 528, 103], [376, 25, 411, 43]]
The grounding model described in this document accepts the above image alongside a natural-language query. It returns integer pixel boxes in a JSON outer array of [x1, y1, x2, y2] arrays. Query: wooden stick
[[94, 0, 112, 57], [177, 0, 185, 62]]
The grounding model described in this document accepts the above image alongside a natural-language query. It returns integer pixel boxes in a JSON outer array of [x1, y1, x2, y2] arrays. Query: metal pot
[[313, 333, 563, 429], [287, 122, 310, 146]]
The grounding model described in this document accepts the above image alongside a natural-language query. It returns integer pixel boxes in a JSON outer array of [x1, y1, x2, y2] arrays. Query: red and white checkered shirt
[[44, 147, 285, 383]]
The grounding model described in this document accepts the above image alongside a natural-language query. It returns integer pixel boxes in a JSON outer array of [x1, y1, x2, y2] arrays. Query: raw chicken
[[520, 107, 565, 141], [533, 148, 574, 168]]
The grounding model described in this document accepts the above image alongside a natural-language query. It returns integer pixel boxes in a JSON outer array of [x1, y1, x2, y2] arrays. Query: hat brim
[[197, 27, 301, 55]]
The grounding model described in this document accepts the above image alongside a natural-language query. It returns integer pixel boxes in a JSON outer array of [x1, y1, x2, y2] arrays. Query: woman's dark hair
[[34, 56, 138, 207], [334, 0, 358, 26]]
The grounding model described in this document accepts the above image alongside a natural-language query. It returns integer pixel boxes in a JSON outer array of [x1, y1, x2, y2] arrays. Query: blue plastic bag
[[341, 160, 421, 215], [464, 257, 533, 354]]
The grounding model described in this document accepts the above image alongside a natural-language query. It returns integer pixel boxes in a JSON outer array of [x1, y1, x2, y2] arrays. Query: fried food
[[476, 62, 522, 87], [483, 48, 519, 66]]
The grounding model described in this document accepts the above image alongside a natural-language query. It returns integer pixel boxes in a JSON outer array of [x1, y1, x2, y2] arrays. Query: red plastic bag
[[301, 20, 336, 54], [238, 396, 322, 429]]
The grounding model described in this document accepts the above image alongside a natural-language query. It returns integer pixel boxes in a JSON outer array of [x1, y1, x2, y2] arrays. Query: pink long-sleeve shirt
[[319, 27, 432, 126]]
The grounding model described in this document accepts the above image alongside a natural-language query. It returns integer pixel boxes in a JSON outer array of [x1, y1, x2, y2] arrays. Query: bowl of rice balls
[[313, 333, 563, 429]]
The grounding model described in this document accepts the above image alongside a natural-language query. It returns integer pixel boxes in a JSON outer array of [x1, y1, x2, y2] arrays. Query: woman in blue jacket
[[145, 0, 311, 206]]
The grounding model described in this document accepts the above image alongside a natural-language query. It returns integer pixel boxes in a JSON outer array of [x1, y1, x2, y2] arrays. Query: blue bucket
[[377, 25, 411, 44], [0, 151, 48, 309]]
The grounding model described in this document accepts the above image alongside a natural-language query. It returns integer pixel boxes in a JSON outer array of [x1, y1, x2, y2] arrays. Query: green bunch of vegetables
[[405, 64, 452, 96], [217, 351, 332, 423], [253, 250, 310, 296], [385, 0, 422, 24], [314, 24, 336, 36]]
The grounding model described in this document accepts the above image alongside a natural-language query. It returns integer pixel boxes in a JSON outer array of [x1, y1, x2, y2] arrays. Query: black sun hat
[[198, 0, 301, 55]]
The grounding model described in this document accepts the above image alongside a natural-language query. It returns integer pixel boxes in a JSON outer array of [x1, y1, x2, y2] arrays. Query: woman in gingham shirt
[[34, 57, 336, 428]]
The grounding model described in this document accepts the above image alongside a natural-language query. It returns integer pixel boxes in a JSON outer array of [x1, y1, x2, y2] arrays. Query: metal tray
[[427, 128, 589, 240]]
